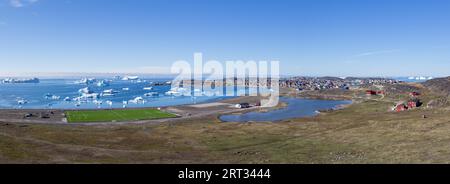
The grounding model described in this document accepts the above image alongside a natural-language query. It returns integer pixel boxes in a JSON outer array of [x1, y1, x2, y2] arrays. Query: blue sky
[[1, 0, 450, 77]]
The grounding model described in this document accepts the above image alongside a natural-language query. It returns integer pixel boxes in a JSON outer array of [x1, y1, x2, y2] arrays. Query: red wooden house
[[395, 104, 407, 112], [409, 92, 421, 97], [366, 90, 377, 95]]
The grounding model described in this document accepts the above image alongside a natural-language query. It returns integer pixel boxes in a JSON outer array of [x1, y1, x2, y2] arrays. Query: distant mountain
[[423, 77, 450, 95]]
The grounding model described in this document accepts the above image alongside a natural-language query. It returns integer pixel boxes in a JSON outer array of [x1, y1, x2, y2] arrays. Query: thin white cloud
[[99, 66, 172, 75], [344, 49, 402, 64], [9, 0, 23, 7], [350, 49, 401, 58], [9, 0, 38, 8]]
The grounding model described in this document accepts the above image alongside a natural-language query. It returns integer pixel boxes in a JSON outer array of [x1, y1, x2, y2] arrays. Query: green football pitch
[[65, 109, 177, 123]]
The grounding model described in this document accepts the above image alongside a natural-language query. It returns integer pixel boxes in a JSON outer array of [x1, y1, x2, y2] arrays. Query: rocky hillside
[[423, 77, 450, 96]]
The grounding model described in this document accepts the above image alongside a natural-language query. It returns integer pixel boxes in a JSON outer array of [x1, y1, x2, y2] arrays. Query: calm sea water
[[219, 97, 351, 122], [0, 79, 255, 109]]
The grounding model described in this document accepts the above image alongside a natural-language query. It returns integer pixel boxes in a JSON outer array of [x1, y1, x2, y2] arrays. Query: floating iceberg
[[2, 78, 39, 84], [44, 93, 60, 100], [103, 89, 118, 94], [122, 76, 139, 81], [93, 100, 103, 105], [106, 100, 113, 107], [143, 87, 153, 90], [17, 99, 28, 105], [96, 80, 110, 87], [165, 90, 181, 96], [78, 87, 93, 94], [165, 87, 187, 96], [74, 78, 96, 85], [101, 89, 117, 96], [82, 93, 99, 99], [129, 97, 145, 104], [144, 92, 159, 97]]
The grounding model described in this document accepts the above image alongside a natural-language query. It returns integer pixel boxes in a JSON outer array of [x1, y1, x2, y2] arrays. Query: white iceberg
[[129, 97, 145, 104], [144, 92, 159, 97], [122, 76, 139, 81], [96, 80, 110, 87], [78, 87, 93, 94], [74, 78, 96, 85]]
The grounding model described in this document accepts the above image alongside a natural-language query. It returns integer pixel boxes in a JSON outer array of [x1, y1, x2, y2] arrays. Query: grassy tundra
[[0, 82, 450, 163]]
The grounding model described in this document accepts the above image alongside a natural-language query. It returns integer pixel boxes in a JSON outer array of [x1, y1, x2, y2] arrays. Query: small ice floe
[[72, 96, 85, 102], [165, 90, 181, 96], [122, 101, 128, 108], [51, 95, 61, 100], [106, 100, 113, 107], [78, 87, 93, 94], [96, 80, 110, 87], [74, 78, 96, 85], [144, 92, 159, 97], [129, 97, 145, 104], [44, 93, 53, 99], [82, 93, 99, 99], [44, 93, 60, 100], [103, 89, 117, 94], [143, 86, 153, 90], [101, 93, 115, 97], [101, 89, 118, 97], [165, 87, 187, 96], [122, 88, 130, 91], [17, 98, 28, 105], [93, 100, 103, 106], [74, 93, 99, 102], [64, 97, 71, 101]]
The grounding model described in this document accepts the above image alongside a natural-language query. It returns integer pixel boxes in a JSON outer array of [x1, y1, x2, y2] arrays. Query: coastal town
[[279, 77, 400, 91]]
